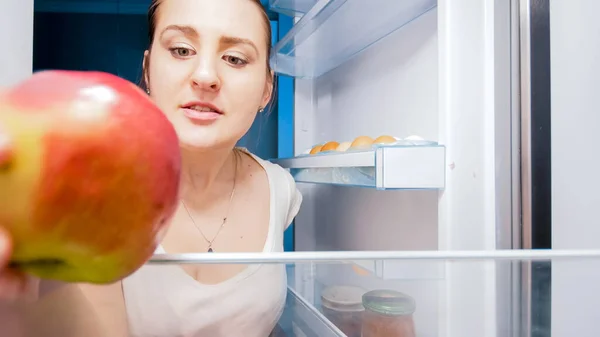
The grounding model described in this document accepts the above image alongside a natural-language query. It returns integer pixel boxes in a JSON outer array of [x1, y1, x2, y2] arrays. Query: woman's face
[[145, 0, 272, 151]]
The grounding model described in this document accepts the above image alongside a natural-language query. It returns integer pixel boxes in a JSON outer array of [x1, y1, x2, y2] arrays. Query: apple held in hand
[[0, 70, 181, 284]]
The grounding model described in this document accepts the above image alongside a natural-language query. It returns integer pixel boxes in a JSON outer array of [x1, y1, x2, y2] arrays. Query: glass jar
[[320, 285, 366, 337], [361, 289, 416, 337]]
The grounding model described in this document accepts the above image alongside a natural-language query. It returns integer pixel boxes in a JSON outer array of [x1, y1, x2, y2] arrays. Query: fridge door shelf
[[270, 0, 437, 78], [268, 0, 317, 17], [271, 144, 446, 190]]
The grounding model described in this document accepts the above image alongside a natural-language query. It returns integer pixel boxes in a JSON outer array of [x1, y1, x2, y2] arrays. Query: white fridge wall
[[0, 1, 33, 334], [439, 1, 516, 336], [293, 6, 439, 253], [0, 0, 33, 87], [550, 1, 600, 336], [292, 8, 441, 335], [292, 0, 515, 336]]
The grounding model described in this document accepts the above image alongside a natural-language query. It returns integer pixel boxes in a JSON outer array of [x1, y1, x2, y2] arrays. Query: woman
[[0, 0, 302, 336]]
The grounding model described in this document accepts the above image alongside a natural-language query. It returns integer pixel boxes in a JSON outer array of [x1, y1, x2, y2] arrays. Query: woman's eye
[[224, 55, 248, 66], [170, 47, 194, 58]]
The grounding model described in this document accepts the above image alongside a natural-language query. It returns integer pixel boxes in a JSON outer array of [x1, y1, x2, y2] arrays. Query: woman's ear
[[260, 70, 274, 109], [142, 50, 150, 89]]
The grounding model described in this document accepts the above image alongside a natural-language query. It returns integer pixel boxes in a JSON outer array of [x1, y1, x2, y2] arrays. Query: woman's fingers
[[0, 226, 13, 270], [0, 121, 12, 168], [0, 226, 29, 302], [0, 269, 28, 302]]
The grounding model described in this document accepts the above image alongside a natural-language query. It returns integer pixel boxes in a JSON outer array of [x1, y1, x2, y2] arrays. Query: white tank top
[[121, 149, 302, 337]]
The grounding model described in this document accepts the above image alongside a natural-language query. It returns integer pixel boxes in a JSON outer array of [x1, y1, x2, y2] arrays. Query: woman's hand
[[0, 125, 28, 301], [0, 226, 30, 302], [0, 121, 11, 167], [0, 127, 40, 304]]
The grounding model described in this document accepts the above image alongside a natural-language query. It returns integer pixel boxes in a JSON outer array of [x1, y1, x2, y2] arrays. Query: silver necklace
[[181, 150, 238, 253]]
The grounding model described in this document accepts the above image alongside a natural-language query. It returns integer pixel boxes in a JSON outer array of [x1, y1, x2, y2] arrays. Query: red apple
[[0, 70, 181, 284]]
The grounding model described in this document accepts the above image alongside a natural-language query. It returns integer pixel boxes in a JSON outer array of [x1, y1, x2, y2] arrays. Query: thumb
[[0, 226, 35, 302], [0, 226, 12, 269], [0, 121, 12, 169]]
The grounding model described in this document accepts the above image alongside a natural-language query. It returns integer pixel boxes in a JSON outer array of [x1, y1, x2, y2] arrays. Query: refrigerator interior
[[268, 1, 519, 336], [0, 0, 520, 336], [14, 0, 600, 336]]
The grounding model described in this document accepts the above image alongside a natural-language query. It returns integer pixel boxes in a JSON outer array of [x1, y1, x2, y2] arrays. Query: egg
[[352, 264, 370, 276], [373, 135, 397, 145], [321, 141, 340, 152], [350, 135, 374, 149], [405, 135, 424, 141], [336, 141, 352, 152], [309, 144, 323, 155]]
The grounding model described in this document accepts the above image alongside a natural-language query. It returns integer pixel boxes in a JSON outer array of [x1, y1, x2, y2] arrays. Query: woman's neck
[[179, 146, 238, 207]]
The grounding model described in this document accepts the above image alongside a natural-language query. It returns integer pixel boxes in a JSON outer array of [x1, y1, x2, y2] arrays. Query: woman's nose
[[190, 58, 221, 92]]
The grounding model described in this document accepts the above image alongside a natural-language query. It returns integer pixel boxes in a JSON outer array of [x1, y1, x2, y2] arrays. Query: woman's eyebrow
[[221, 36, 259, 55], [159, 25, 259, 56], [160, 25, 199, 40]]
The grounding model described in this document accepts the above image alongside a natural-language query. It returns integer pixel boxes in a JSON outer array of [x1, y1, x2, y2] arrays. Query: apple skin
[[0, 70, 181, 284]]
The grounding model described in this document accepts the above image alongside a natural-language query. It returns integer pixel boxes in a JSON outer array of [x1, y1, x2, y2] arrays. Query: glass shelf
[[270, 143, 446, 190], [144, 249, 600, 337], [17, 250, 600, 336], [283, 287, 346, 337], [270, 0, 437, 78], [268, 0, 318, 17]]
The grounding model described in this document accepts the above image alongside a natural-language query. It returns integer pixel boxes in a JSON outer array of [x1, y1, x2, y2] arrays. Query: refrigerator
[[267, 0, 600, 336], [2, 0, 600, 336]]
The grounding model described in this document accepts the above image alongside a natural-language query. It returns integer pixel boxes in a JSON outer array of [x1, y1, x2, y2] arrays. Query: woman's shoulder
[[236, 147, 294, 188], [237, 148, 302, 228]]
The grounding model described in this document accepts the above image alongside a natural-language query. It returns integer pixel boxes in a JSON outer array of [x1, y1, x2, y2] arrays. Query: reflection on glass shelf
[[145, 250, 600, 337], [268, 0, 318, 16], [271, 143, 446, 190], [288, 260, 439, 337], [281, 287, 347, 337], [34, 0, 150, 14], [270, 0, 437, 78]]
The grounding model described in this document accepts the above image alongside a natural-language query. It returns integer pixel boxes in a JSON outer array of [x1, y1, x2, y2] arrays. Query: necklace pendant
[[208, 247, 213, 253]]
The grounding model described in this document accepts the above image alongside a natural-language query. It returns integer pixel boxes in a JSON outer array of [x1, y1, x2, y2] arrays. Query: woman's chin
[[177, 134, 233, 152], [179, 139, 220, 151], [171, 120, 246, 152]]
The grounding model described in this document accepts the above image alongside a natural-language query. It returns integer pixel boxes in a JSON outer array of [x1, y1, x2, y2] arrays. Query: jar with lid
[[361, 289, 416, 337], [320, 285, 366, 337]]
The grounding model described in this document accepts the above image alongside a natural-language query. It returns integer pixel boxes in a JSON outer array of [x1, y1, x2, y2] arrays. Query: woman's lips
[[182, 108, 221, 123]]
